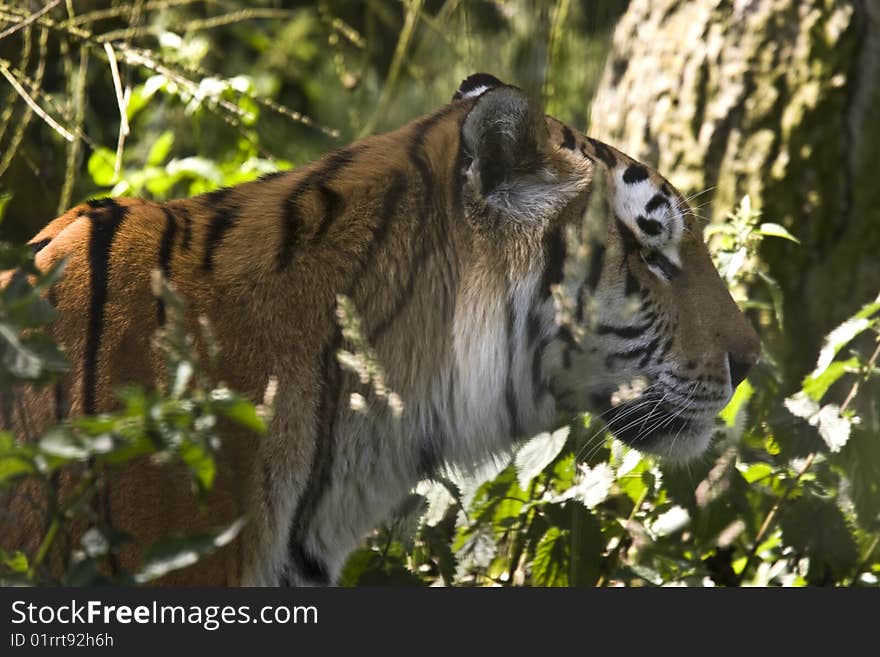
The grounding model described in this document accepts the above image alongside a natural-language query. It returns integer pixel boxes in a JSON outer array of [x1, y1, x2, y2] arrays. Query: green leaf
[[147, 131, 175, 165], [514, 426, 569, 489], [1, 549, 29, 573], [532, 526, 568, 586], [720, 378, 753, 427], [739, 462, 773, 484], [802, 357, 858, 402], [757, 222, 800, 243], [338, 547, 381, 586], [178, 441, 216, 493], [616, 454, 650, 504], [211, 389, 266, 433], [88, 148, 118, 186], [134, 517, 245, 584]]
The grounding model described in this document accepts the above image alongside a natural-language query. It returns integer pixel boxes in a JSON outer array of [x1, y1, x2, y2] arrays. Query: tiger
[[1, 73, 760, 586]]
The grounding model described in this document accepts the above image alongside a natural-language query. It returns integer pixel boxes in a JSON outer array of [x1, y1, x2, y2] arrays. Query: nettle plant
[[342, 196, 880, 587], [0, 242, 265, 586]]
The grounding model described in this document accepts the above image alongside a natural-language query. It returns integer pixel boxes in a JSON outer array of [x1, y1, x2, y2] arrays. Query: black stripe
[[28, 239, 51, 255], [637, 215, 663, 236], [366, 109, 462, 342], [157, 207, 178, 326], [645, 193, 671, 214], [532, 336, 551, 397], [624, 267, 641, 297], [258, 170, 288, 182], [576, 241, 606, 324], [277, 146, 361, 271], [505, 299, 522, 437], [86, 198, 118, 209], [367, 108, 456, 340], [368, 239, 432, 341], [201, 189, 239, 272], [261, 457, 275, 521], [643, 250, 681, 279], [409, 106, 455, 206], [526, 311, 541, 345], [587, 138, 616, 167], [605, 334, 661, 368], [54, 383, 64, 423], [587, 242, 605, 291], [596, 321, 653, 339], [623, 164, 650, 184], [346, 172, 408, 305], [357, 173, 407, 276], [540, 225, 566, 299], [286, 328, 343, 585], [310, 184, 346, 244], [561, 126, 576, 150], [656, 336, 674, 360], [84, 199, 128, 415], [285, 545, 330, 586], [616, 217, 640, 256], [417, 407, 445, 479], [177, 205, 193, 252], [277, 197, 302, 272], [579, 144, 596, 163]]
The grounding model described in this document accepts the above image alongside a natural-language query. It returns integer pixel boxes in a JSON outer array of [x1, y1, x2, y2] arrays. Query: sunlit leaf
[[757, 222, 800, 243], [651, 505, 690, 537], [88, 148, 118, 186], [815, 404, 852, 453], [134, 517, 245, 584], [720, 378, 753, 427], [514, 426, 569, 489], [739, 461, 773, 484]]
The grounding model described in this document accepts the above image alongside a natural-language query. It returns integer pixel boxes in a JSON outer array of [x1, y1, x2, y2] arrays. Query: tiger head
[[454, 74, 761, 462]]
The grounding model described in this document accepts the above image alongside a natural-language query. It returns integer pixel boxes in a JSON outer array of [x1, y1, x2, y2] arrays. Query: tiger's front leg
[[242, 370, 426, 586]]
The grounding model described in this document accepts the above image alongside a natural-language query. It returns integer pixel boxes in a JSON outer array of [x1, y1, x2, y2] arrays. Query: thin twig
[[103, 42, 129, 179], [358, 0, 424, 138], [0, 0, 59, 42], [0, 58, 74, 142], [97, 8, 294, 42]]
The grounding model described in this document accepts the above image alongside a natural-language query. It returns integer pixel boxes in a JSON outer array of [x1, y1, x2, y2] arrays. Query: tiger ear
[[461, 85, 550, 198]]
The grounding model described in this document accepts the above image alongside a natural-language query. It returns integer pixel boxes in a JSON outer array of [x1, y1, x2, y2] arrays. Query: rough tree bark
[[589, 0, 880, 381]]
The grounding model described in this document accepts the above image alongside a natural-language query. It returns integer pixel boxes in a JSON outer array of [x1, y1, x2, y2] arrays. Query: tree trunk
[[589, 0, 880, 381]]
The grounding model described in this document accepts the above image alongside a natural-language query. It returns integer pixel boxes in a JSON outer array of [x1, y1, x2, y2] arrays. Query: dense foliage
[[0, 1, 877, 586]]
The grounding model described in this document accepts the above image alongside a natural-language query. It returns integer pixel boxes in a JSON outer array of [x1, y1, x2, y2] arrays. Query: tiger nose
[[727, 351, 759, 388]]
